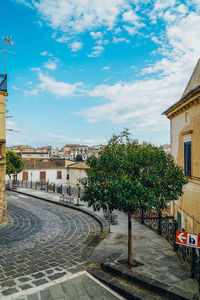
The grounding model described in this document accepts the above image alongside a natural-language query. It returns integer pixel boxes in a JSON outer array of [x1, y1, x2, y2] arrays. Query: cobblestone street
[[0, 191, 102, 297]]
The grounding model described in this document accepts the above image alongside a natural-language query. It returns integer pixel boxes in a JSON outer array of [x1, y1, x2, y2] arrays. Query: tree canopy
[[81, 129, 187, 264], [6, 150, 23, 176], [81, 129, 187, 214]]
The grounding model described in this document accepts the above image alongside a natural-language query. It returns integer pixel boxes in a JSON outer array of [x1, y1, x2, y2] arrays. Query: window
[[40, 171, 46, 182], [57, 171, 62, 179], [184, 141, 191, 176], [177, 211, 182, 230], [0, 144, 2, 159], [67, 174, 69, 180], [22, 171, 28, 181], [185, 112, 188, 122]]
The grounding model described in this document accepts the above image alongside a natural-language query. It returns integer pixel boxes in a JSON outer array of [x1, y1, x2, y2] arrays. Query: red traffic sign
[[176, 230, 200, 248]]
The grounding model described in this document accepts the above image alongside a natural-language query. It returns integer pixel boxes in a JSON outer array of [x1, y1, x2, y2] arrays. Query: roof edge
[[162, 84, 200, 116]]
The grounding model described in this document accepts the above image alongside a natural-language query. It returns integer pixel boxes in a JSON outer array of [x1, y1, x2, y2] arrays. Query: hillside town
[[0, 1, 200, 299]]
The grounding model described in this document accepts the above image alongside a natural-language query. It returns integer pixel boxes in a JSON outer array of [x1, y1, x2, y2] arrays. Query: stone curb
[[9, 188, 109, 234], [101, 262, 199, 300], [89, 267, 142, 300]]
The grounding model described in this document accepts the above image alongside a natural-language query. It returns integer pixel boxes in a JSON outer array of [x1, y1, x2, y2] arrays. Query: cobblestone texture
[[0, 191, 102, 295]]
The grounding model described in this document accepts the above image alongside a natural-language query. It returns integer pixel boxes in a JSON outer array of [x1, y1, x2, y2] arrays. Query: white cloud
[[56, 35, 71, 43], [38, 72, 82, 97], [30, 0, 129, 34], [24, 70, 83, 97], [13, 0, 145, 50], [114, 27, 122, 34], [40, 50, 53, 56], [30, 67, 40, 72], [14, 0, 33, 8], [123, 25, 138, 35], [44, 60, 57, 70], [78, 7, 200, 131], [6, 120, 20, 132], [12, 86, 18, 90], [69, 41, 83, 52], [45, 133, 99, 145], [78, 74, 182, 127], [90, 31, 103, 39], [122, 10, 140, 24], [113, 37, 129, 43], [88, 45, 104, 57], [102, 66, 110, 71], [23, 88, 40, 96], [40, 50, 48, 56]]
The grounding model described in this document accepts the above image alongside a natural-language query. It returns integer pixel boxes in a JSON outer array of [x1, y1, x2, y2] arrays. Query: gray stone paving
[[2, 187, 199, 299], [7, 272, 124, 300], [0, 191, 102, 297]]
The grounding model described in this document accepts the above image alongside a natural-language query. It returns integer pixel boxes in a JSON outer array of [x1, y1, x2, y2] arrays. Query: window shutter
[[184, 141, 191, 176], [177, 211, 182, 230]]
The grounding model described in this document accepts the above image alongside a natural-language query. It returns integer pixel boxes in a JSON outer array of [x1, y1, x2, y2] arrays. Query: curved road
[[0, 191, 102, 290]]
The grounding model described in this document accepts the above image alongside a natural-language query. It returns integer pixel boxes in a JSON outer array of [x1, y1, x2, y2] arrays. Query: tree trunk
[[9, 175, 12, 189], [128, 212, 133, 265]]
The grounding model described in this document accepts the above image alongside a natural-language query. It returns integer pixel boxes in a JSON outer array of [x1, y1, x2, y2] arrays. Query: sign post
[[175, 230, 200, 248]]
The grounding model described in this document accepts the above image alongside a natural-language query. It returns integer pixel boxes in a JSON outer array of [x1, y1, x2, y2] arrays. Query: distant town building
[[163, 59, 200, 234], [20, 151, 50, 159], [7, 145, 34, 152], [66, 162, 89, 187], [15, 158, 73, 184]]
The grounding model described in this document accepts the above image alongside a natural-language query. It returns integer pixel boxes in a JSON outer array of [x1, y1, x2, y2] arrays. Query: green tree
[[81, 129, 187, 264], [6, 150, 23, 186]]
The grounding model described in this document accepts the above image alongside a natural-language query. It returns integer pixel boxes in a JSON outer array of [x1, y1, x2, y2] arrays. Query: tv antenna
[[0, 35, 16, 74]]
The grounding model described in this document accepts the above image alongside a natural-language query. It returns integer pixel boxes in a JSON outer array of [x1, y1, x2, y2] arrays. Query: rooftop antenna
[[1, 35, 15, 74]]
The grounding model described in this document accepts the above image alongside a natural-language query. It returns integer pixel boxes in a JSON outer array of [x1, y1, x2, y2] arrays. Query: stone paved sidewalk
[[10, 271, 124, 300], [3, 187, 199, 299], [0, 191, 103, 298]]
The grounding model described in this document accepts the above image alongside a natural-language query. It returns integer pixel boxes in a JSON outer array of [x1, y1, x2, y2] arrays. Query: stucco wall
[[67, 168, 87, 186], [171, 102, 200, 233], [0, 93, 7, 224], [21, 153, 49, 159], [10, 168, 67, 184]]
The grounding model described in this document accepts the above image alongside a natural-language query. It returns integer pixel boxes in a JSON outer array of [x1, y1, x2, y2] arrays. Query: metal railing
[[6, 180, 83, 198], [0, 74, 7, 92], [135, 208, 200, 292], [6, 181, 200, 292]]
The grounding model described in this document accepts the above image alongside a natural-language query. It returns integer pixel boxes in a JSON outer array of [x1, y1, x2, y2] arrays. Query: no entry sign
[[176, 230, 200, 248]]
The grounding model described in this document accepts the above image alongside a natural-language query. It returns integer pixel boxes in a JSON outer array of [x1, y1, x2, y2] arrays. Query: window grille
[[0, 74, 7, 92]]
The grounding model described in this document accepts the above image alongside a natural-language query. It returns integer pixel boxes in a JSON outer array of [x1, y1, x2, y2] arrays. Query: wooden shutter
[[177, 211, 182, 230], [57, 171, 62, 179], [23, 172, 28, 181], [184, 141, 191, 176], [40, 171, 46, 181]]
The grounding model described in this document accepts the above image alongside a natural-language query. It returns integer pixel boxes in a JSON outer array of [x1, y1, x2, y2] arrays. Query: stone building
[[0, 75, 7, 224], [163, 59, 200, 234], [66, 162, 89, 187], [15, 158, 73, 184]]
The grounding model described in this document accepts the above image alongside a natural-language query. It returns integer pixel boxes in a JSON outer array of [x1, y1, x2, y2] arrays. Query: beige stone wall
[[170, 101, 200, 234], [67, 168, 87, 187], [0, 92, 7, 224]]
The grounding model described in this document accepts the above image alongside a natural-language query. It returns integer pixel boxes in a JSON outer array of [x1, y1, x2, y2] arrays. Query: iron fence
[[7, 180, 83, 198], [6, 181, 200, 292], [135, 208, 200, 291], [0, 74, 7, 92]]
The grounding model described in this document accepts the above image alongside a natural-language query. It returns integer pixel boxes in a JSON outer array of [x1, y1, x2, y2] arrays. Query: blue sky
[[1, 0, 200, 147]]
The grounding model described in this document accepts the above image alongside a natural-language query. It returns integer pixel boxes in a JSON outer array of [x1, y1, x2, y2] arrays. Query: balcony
[[0, 74, 7, 93]]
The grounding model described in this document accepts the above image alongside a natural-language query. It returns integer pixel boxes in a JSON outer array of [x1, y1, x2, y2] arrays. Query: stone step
[[100, 262, 198, 300], [89, 266, 168, 300]]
